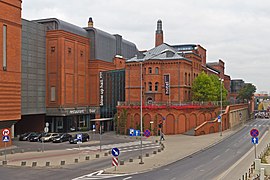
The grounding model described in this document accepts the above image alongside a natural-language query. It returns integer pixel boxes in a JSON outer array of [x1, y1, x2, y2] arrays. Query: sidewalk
[[0, 129, 237, 173], [105, 129, 237, 174]]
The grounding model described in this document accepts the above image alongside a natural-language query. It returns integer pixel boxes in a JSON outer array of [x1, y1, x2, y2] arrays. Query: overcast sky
[[22, 0, 270, 94]]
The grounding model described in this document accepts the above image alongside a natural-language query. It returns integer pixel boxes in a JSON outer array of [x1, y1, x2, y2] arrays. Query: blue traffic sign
[[250, 128, 259, 137], [112, 148, 120, 157], [77, 134, 82, 142], [135, 130, 140, 136], [129, 128, 135, 136], [2, 136, 9, 142], [251, 137, 258, 144], [144, 129, 151, 137]]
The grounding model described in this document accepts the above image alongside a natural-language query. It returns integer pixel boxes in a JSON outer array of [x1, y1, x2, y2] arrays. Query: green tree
[[192, 72, 228, 102], [209, 75, 228, 101], [237, 83, 256, 102]]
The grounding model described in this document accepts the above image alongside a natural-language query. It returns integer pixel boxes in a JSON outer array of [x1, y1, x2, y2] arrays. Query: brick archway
[[134, 113, 140, 130], [165, 114, 175, 135], [198, 113, 205, 126], [178, 114, 186, 134], [143, 113, 151, 131], [189, 113, 197, 130]]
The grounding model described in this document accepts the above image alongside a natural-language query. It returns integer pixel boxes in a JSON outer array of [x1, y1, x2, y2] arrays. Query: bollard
[[96, 154, 100, 158], [249, 169, 251, 178], [153, 151, 157, 154], [2, 160, 7, 165], [46, 162, 50, 166], [245, 173, 247, 180], [158, 149, 161, 152], [108, 151, 111, 155], [120, 160, 124, 165], [146, 153, 149, 157], [21, 161, 26, 166], [74, 159, 78, 163], [60, 161, 65, 165], [242, 175, 244, 180], [129, 158, 133, 162], [85, 156, 90, 160], [138, 155, 142, 159], [11, 150, 15, 154], [20, 149, 24, 153], [104, 152, 108, 156], [155, 140, 159, 143], [32, 162, 37, 167]]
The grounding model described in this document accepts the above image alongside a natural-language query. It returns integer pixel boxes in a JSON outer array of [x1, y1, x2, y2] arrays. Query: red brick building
[[0, 0, 22, 146], [118, 20, 232, 135]]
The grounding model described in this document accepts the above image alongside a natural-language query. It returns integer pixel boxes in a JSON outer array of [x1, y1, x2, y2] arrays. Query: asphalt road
[[0, 138, 159, 180], [107, 118, 270, 180]]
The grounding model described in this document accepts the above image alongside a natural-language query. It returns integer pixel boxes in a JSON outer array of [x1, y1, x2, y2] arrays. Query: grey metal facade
[[21, 19, 46, 115]]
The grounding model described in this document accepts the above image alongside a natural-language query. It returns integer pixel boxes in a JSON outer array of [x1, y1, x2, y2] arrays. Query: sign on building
[[99, 72, 104, 106], [164, 74, 170, 95]]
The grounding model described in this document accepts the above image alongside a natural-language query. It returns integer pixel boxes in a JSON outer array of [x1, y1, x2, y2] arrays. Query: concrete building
[[14, 19, 46, 135]]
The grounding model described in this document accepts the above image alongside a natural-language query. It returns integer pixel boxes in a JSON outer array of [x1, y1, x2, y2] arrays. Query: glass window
[[148, 82, 152, 91], [149, 67, 152, 74], [51, 87, 56, 101], [155, 67, 159, 74], [3, 25, 7, 71], [155, 82, 159, 91]]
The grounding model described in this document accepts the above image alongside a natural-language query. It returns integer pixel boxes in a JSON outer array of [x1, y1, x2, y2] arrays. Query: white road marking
[[123, 177, 132, 180], [72, 170, 128, 180]]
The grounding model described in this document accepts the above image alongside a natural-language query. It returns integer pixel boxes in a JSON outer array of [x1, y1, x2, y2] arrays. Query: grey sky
[[22, 0, 270, 93]]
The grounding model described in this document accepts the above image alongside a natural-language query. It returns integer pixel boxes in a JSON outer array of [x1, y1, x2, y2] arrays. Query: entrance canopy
[[90, 118, 113, 122]]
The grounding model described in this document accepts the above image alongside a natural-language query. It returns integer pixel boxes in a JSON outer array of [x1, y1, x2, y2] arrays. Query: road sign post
[[111, 148, 120, 171], [2, 129, 10, 162], [250, 129, 259, 159]]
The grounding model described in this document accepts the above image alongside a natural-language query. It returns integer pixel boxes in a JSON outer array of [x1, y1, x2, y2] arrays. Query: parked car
[[40, 133, 59, 142], [69, 133, 90, 144], [52, 133, 72, 143], [19, 132, 37, 141], [29, 132, 47, 142]]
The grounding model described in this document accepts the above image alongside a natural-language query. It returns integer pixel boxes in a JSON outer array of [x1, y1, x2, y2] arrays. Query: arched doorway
[[165, 114, 175, 135]]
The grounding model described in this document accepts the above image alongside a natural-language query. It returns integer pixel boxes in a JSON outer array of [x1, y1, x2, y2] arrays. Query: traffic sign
[[129, 128, 135, 136], [250, 128, 259, 137], [144, 129, 151, 138], [44, 127, 49, 133], [218, 115, 221, 123], [112, 148, 120, 157], [45, 122, 49, 127], [2, 136, 9, 142], [135, 130, 140, 136], [77, 134, 82, 144], [251, 137, 258, 144], [2, 129, 10, 136], [112, 157, 118, 166]]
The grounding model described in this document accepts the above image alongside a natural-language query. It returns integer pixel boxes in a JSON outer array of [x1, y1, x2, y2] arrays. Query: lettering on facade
[[69, 109, 85, 114], [164, 74, 170, 95], [89, 109, 96, 113], [100, 72, 104, 106]]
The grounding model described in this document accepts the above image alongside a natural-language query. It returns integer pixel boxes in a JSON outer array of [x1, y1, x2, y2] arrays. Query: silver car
[[40, 133, 59, 142]]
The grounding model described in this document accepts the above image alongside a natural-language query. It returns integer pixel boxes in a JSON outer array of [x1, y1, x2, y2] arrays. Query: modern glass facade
[[100, 69, 125, 118]]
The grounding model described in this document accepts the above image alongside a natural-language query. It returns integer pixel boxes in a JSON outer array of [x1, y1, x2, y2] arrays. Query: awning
[[90, 118, 113, 122]]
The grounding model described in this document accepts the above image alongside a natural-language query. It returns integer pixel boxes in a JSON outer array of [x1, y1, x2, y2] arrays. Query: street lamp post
[[220, 78, 224, 136], [139, 61, 144, 164]]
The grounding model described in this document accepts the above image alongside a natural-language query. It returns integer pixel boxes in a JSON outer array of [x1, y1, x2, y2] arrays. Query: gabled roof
[[127, 43, 190, 62]]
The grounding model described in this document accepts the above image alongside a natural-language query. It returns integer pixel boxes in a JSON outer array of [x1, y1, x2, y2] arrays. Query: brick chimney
[[88, 17, 93, 27], [155, 19, 163, 47]]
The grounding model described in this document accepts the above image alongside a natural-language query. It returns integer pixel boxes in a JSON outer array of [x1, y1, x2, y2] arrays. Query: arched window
[[148, 67, 152, 74], [148, 82, 152, 91], [155, 67, 159, 74], [155, 82, 159, 91]]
